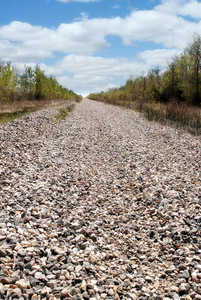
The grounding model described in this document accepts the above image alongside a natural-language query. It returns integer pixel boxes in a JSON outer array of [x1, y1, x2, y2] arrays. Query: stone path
[[0, 98, 201, 299]]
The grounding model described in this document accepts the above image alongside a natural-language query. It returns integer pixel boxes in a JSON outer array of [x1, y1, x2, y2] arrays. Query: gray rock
[[178, 269, 190, 279]]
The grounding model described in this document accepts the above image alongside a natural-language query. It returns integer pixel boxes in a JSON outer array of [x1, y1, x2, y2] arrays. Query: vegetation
[[0, 62, 81, 103], [54, 104, 75, 121], [0, 110, 29, 124], [88, 34, 201, 134], [0, 62, 82, 123], [0, 101, 77, 124]]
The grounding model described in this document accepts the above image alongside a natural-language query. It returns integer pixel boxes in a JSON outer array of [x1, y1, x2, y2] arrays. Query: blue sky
[[1, 0, 201, 96]]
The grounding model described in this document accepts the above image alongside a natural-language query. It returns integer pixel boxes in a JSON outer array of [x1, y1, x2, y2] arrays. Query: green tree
[[20, 66, 35, 100], [0, 62, 79, 103], [162, 59, 182, 102], [185, 33, 201, 106], [146, 67, 161, 102], [0, 62, 18, 102], [34, 65, 46, 100]]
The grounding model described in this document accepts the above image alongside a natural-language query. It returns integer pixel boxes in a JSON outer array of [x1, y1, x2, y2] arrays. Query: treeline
[[88, 34, 201, 134], [0, 63, 81, 102], [88, 34, 201, 107]]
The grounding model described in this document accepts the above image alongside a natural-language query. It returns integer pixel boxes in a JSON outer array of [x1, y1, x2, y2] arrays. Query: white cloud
[[180, 0, 201, 19], [56, 54, 149, 77], [57, 74, 113, 96], [0, 5, 201, 62], [0, 39, 52, 62], [156, 0, 201, 19], [0, 20, 108, 56], [1, 0, 201, 95], [0, 22, 48, 42], [137, 49, 182, 66], [101, 10, 200, 50], [155, 0, 186, 15]]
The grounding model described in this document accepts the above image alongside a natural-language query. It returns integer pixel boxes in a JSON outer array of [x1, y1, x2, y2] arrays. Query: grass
[[0, 99, 72, 113], [55, 108, 69, 120], [0, 110, 30, 123], [143, 100, 201, 135], [0, 99, 76, 124], [52, 103, 75, 122]]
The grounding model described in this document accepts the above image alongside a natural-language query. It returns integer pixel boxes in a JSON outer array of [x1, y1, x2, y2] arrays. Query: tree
[[34, 66, 47, 100], [20, 66, 35, 100], [147, 67, 161, 102], [162, 59, 182, 102], [0, 62, 18, 102], [185, 33, 201, 106]]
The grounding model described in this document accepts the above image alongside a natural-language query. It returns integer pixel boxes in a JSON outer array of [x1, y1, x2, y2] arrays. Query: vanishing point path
[[0, 98, 201, 299]]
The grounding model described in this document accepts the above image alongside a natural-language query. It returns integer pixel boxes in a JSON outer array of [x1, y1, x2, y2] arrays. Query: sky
[[1, 0, 201, 96]]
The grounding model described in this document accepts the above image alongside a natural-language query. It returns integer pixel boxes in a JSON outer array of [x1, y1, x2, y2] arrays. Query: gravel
[[0, 98, 201, 300]]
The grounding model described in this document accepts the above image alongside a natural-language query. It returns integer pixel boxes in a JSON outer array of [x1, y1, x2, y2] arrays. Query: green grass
[[55, 108, 69, 120], [0, 110, 30, 123], [53, 103, 75, 121]]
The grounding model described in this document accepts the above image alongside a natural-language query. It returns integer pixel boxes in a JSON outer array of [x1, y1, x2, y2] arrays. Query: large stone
[[16, 279, 30, 289]]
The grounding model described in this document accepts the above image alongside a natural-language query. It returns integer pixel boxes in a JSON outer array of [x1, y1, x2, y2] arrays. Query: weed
[[75, 96, 83, 103], [53, 104, 75, 121], [124, 151, 129, 156], [66, 103, 75, 112], [55, 108, 68, 120]]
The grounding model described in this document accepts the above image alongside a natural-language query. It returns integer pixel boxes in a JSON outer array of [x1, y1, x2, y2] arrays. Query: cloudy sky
[[1, 0, 201, 96]]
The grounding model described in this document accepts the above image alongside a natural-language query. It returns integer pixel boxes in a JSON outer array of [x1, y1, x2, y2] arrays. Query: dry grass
[[0, 99, 75, 124], [0, 99, 72, 113], [143, 99, 201, 135]]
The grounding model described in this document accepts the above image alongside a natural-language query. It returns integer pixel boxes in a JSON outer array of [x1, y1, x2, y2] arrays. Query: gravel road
[[0, 98, 201, 300]]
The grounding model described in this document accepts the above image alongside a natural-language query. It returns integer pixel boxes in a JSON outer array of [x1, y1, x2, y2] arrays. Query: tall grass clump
[[53, 102, 76, 122], [55, 108, 69, 120]]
